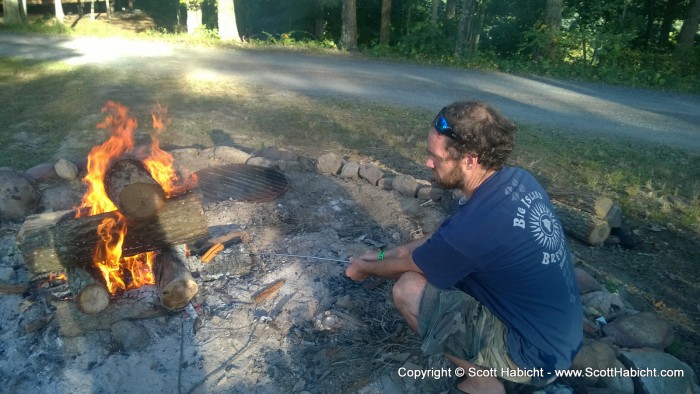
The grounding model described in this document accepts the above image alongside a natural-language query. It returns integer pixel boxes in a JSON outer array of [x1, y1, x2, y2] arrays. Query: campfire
[[17, 101, 208, 316]]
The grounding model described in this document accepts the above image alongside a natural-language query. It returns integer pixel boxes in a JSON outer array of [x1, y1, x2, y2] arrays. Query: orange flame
[[76, 101, 187, 294]]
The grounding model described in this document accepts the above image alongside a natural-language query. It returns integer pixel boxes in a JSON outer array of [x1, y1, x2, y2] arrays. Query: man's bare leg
[[392, 273, 505, 394], [444, 354, 505, 394], [392, 271, 426, 334]]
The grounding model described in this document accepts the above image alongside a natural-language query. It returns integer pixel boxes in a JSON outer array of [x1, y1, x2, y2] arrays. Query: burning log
[[104, 159, 166, 220], [17, 191, 208, 274], [154, 246, 198, 310]]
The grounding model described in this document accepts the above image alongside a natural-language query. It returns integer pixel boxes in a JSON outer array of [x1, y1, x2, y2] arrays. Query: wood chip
[[252, 279, 285, 304]]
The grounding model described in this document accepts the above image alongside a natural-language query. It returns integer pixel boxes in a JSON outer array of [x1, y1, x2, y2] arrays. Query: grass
[[1, 55, 698, 240]]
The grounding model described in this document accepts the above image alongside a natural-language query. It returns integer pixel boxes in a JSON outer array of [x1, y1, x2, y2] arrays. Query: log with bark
[[548, 188, 614, 220], [552, 200, 611, 246], [104, 158, 165, 220], [16, 191, 208, 274], [65, 265, 112, 315], [54, 287, 168, 337], [154, 246, 198, 310]]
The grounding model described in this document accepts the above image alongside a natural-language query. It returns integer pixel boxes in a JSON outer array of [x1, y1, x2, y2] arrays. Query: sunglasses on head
[[433, 107, 461, 141]]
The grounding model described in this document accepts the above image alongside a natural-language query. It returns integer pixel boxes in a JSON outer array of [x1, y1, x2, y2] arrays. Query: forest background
[[2, 0, 699, 94]]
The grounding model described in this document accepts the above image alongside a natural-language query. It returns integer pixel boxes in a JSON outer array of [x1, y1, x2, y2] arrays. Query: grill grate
[[195, 164, 288, 203]]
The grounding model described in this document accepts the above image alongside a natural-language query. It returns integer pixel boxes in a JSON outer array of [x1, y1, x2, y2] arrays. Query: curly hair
[[440, 101, 516, 170]]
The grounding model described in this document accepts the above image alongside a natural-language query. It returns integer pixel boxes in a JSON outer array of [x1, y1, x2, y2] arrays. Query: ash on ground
[[0, 169, 452, 394]]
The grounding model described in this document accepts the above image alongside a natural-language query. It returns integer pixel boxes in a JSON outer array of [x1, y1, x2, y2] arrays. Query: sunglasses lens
[[436, 116, 448, 131]]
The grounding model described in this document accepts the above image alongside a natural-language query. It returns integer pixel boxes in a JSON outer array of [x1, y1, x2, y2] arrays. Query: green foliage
[[251, 31, 337, 50]]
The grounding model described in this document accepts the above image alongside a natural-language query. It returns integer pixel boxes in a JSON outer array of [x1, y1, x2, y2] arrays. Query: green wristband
[[377, 250, 385, 261]]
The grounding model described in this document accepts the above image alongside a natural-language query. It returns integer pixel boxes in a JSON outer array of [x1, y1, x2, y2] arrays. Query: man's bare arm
[[346, 233, 431, 281]]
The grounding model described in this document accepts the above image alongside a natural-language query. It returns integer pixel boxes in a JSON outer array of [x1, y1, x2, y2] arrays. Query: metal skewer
[[249, 253, 349, 263]]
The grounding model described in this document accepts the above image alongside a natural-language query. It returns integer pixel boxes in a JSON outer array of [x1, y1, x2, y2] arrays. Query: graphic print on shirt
[[508, 177, 578, 302], [508, 178, 566, 266]]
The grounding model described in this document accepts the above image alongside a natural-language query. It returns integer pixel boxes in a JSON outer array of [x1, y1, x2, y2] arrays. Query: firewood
[[252, 279, 285, 304], [76, 283, 110, 314], [154, 246, 198, 310], [104, 159, 166, 220], [66, 266, 110, 314], [17, 191, 208, 274], [548, 188, 614, 219], [54, 290, 168, 337], [552, 200, 611, 246], [0, 283, 29, 295]]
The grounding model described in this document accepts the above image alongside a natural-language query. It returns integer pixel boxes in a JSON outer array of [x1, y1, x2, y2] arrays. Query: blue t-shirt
[[413, 166, 582, 374]]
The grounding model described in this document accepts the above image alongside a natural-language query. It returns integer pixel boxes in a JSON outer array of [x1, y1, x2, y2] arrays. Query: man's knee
[[392, 271, 426, 309]]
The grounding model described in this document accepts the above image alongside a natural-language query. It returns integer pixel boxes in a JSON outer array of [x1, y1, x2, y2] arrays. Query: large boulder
[[602, 312, 674, 350], [0, 168, 39, 221], [619, 348, 697, 394]]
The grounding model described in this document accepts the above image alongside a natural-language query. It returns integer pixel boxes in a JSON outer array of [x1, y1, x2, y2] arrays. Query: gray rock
[[570, 339, 618, 386], [417, 186, 443, 201], [214, 146, 250, 164], [276, 160, 302, 172], [392, 174, 418, 197], [597, 360, 635, 393], [316, 153, 343, 175], [377, 177, 394, 191], [339, 161, 360, 179], [603, 312, 674, 349], [256, 146, 298, 162], [246, 156, 275, 168], [0, 168, 39, 221], [582, 290, 624, 317], [24, 162, 59, 182], [111, 320, 150, 352], [619, 348, 697, 394], [0, 266, 16, 282], [576, 268, 602, 294], [606, 204, 624, 228], [54, 159, 79, 180], [358, 164, 384, 186], [39, 184, 83, 212]]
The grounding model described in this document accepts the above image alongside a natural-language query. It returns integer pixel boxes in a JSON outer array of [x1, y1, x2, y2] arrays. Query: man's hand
[[345, 256, 371, 281]]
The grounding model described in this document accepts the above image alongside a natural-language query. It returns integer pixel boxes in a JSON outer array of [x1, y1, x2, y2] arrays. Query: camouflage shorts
[[417, 282, 546, 384]]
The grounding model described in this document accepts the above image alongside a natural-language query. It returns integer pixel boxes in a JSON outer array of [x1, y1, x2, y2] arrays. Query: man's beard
[[434, 165, 465, 190]]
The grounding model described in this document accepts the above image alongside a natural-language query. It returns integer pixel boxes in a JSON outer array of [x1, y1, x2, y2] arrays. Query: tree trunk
[[446, 0, 456, 19], [314, 0, 325, 39], [454, 0, 473, 57], [676, 0, 700, 50], [431, 0, 439, 25], [544, 0, 563, 31], [218, 0, 242, 42], [90, 0, 95, 21], [341, 0, 358, 51], [16, 191, 208, 274], [104, 159, 166, 221], [3, 0, 23, 26], [380, 0, 392, 45], [54, 0, 65, 23], [187, 6, 203, 34], [658, 0, 679, 47]]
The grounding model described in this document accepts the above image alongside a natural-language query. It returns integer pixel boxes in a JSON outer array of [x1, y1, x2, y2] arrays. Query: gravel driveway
[[1, 32, 699, 151]]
